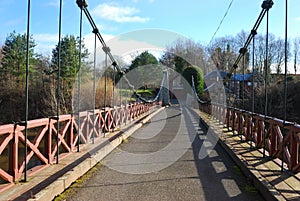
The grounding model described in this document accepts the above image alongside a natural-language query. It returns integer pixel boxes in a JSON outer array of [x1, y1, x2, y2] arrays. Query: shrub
[[182, 65, 204, 95]]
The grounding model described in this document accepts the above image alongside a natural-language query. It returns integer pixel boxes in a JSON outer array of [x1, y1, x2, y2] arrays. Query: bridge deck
[[2, 105, 299, 200], [198, 110, 300, 201], [64, 105, 263, 201]]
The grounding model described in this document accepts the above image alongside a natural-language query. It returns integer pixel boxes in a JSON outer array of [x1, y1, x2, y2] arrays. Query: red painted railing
[[0, 102, 156, 183], [201, 103, 300, 173]]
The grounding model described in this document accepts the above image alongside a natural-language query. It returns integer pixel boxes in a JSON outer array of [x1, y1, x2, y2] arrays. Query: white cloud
[[132, 0, 155, 3], [270, 62, 300, 74], [33, 33, 58, 56], [296, 17, 300, 21], [34, 34, 58, 43], [84, 31, 168, 67], [85, 31, 169, 67], [84, 33, 114, 53], [45, 0, 60, 7], [106, 37, 164, 65], [85, 29, 183, 67], [32, 32, 116, 57], [92, 3, 150, 23]]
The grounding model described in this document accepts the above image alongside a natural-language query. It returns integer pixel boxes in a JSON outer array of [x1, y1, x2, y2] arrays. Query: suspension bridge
[[0, 0, 299, 200]]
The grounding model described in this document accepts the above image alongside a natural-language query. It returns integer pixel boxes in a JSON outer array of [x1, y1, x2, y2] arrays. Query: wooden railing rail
[[200, 103, 300, 173], [0, 102, 157, 183]]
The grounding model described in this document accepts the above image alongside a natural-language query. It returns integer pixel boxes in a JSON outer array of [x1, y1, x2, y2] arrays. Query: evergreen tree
[[126, 51, 161, 88], [50, 35, 90, 113], [1, 31, 36, 84], [0, 47, 3, 67], [159, 51, 189, 73], [128, 51, 158, 71], [0, 31, 41, 123], [51, 35, 89, 79]]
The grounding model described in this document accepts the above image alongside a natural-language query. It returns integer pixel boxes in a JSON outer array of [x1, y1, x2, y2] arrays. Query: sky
[[0, 0, 299, 61]]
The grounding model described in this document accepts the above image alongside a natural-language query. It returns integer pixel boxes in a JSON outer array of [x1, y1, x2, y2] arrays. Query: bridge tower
[[161, 70, 170, 106]]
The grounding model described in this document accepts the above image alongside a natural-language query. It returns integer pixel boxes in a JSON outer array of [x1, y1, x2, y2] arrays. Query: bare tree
[[272, 38, 285, 74], [207, 36, 238, 72], [235, 30, 248, 48], [163, 38, 207, 73], [293, 37, 300, 74], [253, 34, 279, 76]]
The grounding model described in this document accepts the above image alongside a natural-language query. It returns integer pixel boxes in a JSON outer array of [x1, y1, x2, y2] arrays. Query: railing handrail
[[200, 102, 300, 173], [0, 102, 158, 184], [208, 102, 300, 128]]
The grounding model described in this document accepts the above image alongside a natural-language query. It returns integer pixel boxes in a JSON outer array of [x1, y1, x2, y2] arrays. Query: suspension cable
[[136, 72, 165, 103], [113, 64, 115, 106], [191, 76, 210, 104], [77, 4, 83, 152], [251, 31, 256, 149], [242, 52, 245, 110], [92, 28, 97, 144], [251, 31, 256, 115], [281, 0, 288, 172], [233, 68, 237, 134], [119, 73, 122, 127], [120, 75, 122, 105], [224, 0, 274, 85], [76, 0, 162, 104], [56, 0, 63, 164], [24, 0, 31, 182], [209, 0, 234, 45], [104, 51, 107, 136], [263, 7, 270, 158]]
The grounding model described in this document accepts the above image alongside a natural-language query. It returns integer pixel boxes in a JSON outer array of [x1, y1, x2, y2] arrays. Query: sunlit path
[[66, 106, 263, 201]]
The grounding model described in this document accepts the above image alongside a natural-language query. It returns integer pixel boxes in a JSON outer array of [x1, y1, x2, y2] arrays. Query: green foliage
[[51, 35, 89, 79], [174, 56, 189, 73], [0, 47, 3, 67], [128, 51, 158, 71], [136, 89, 155, 98], [0, 32, 57, 123], [50, 35, 90, 113], [182, 65, 204, 95], [159, 51, 189, 73], [0, 33, 91, 123], [125, 51, 162, 88], [1, 31, 36, 82]]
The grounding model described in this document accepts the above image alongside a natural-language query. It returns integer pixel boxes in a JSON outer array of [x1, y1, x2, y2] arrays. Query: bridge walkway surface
[[197, 110, 300, 201], [63, 105, 264, 201]]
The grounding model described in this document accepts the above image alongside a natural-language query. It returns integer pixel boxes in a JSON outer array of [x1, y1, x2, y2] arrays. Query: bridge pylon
[[161, 70, 170, 106]]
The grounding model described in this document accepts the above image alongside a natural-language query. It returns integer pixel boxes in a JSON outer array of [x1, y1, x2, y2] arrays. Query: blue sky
[[0, 0, 299, 56]]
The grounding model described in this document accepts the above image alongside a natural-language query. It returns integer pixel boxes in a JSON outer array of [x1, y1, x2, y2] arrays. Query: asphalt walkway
[[65, 105, 264, 201]]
